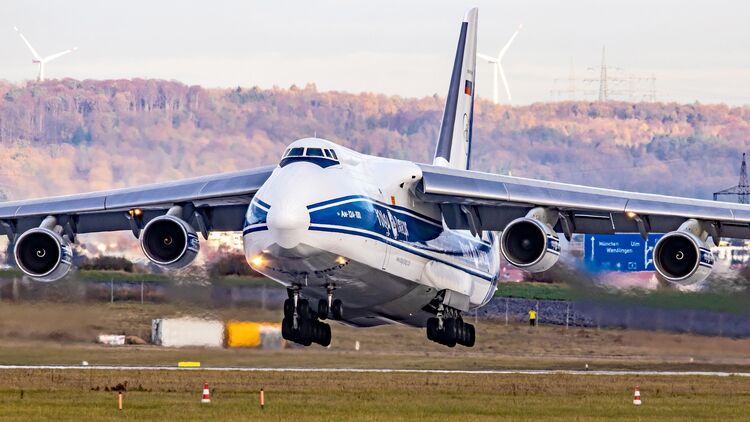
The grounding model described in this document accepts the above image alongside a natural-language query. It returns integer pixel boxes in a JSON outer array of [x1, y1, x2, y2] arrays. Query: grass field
[[0, 369, 748, 421]]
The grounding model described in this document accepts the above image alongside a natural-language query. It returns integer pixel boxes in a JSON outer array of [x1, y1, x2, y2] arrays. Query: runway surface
[[0, 365, 748, 377]]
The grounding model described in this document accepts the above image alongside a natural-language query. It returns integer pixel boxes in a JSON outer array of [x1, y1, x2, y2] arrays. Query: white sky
[[1, 0, 749, 105]]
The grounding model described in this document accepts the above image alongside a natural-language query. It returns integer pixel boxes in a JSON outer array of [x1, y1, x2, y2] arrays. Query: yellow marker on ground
[[178, 361, 201, 367]]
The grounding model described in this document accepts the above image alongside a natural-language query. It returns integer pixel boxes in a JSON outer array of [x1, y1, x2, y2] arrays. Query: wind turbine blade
[[498, 64, 511, 102], [497, 24, 522, 59], [477, 53, 497, 63], [43, 47, 77, 63], [14, 27, 42, 61]]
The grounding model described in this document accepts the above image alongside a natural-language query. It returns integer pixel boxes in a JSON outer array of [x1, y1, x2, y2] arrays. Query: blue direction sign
[[583, 234, 663, 272]]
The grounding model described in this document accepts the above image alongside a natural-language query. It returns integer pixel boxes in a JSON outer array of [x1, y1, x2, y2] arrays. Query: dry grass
[[1, 302, 750, 371]]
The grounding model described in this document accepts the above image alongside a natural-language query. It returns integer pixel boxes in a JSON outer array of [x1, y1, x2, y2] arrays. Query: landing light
[[129, 208, 143, 217], [336, 256, 348, 265], [250, 254, 264, 267], [626, 211, 638, 219]]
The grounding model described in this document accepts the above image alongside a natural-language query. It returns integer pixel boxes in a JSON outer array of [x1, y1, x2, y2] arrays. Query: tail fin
[[433, 7, 478, 170]]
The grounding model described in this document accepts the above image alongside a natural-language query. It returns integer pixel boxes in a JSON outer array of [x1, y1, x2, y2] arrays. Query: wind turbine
[[477, 24, 522, 104], [14, 27, 78, 82]]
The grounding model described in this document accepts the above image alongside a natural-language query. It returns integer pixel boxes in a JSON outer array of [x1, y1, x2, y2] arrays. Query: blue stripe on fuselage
[[243, 195, 498, 280]]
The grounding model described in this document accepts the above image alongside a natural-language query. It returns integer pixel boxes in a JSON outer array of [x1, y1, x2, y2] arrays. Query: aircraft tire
[[455, 321, 466, 345], [314, 322, 332, 347], [317, 299, 329, 320], [297, 299, 311, 319], [298, 320, 313, 346], [331, 299, 344, 320], [443, 318, 457, 347], [465, 323, 476, 347], [283, 299, 294, 318], [281, 317, 293, 341], [426, 318, 439, 341]]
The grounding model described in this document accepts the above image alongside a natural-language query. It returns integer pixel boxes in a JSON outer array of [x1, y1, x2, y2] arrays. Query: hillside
[[1, 79, 749, 202]]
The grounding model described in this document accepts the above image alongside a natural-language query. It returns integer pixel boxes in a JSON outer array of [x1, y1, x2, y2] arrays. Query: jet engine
[[653, 219, 714, 286], [14, 217, 73, 282], [140, 207, 200, 269], [500, 208, 561, 273]]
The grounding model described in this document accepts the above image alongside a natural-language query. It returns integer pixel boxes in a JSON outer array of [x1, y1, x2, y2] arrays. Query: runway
[[1, 364, 748, 377]]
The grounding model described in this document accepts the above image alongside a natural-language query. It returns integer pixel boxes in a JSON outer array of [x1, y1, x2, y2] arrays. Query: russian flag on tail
[[464, 80, 473, 96]]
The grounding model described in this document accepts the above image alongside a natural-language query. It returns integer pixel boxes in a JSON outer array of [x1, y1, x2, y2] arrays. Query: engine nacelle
[[653, 228, 714, 286], [500, 215, 561, 273], [140, 214, 200, 269], [14, 227, 73, 282]]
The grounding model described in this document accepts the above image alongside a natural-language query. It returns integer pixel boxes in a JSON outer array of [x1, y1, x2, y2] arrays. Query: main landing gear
[[281, 286, 345, 347], [426, 305, 475, 347]]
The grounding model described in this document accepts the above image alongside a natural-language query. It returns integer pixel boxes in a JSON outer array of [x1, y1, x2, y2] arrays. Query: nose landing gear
[[281, 287, 332, 347]]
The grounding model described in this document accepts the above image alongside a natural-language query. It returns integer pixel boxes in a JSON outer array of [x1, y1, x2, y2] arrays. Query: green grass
[[495, 282, 576, 301], [495, 281, 750, 314], [0, 369, 748, 421]]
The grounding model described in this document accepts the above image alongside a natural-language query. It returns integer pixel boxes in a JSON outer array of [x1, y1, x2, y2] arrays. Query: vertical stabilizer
[[433, 8, 478, 170]]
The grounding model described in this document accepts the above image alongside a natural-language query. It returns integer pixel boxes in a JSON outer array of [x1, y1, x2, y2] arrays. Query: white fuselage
[[242, 138, 499, 327]]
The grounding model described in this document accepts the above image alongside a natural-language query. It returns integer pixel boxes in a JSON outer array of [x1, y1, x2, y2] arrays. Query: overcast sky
[[1, 0, 748, 105]]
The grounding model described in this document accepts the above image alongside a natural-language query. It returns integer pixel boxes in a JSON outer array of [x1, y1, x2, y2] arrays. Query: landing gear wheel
[[297, 299, 311, 319], [283, 299, 294, 318], [456, 321, 465, 345], [281, 317, 293, 341], [443, 318, 457, 347], [426, 317, 439, 341], [317, 299, 329, 320], [465, 323, 476, 347], [320, 323, 332, 347], [298, 320, 313, 346], [331, 299, 344, 320], [311, 321, 332, 347]]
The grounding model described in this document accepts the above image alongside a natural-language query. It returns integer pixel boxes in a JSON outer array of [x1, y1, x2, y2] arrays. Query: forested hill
[[0, 78, 749, 202]]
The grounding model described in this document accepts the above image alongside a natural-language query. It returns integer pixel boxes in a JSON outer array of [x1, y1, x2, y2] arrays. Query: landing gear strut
[[281, 288, 331, 347], [426, 304, 475, 347]]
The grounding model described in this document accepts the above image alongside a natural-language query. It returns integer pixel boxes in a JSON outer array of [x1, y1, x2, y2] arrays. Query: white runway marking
[[0, 365, 747, 377]]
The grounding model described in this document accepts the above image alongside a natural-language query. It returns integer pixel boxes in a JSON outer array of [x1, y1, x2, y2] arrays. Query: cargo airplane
[[1, 8, 742, 347]]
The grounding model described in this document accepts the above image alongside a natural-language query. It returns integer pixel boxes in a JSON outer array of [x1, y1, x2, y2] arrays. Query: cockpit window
[[280, 145, 340, 169], [287, 147, 304, 157], [306, 148, 324, 157]]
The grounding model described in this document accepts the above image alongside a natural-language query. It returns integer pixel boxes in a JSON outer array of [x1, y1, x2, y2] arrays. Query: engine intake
[[14, 227, 72, 282], [653, 227, 713, 286], [500, 213, 561, 273], [140, 213, 200, 269]]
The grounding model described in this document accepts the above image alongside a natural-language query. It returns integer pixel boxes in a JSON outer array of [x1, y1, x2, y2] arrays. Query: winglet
[[433, 7, 478, 170]]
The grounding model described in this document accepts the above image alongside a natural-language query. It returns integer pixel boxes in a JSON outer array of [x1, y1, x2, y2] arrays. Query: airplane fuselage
[[243, 138, 499, 328]]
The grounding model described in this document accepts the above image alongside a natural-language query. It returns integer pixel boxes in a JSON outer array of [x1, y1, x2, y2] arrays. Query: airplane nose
[[265, 201, 310, 249]]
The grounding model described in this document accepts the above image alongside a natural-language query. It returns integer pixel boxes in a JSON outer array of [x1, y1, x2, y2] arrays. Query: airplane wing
[[414, 163, 750, 240], [0, 166, 275, 242]]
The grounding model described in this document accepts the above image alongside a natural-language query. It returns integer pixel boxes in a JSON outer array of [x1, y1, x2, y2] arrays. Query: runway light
[[336, 256, 348, 265], [626, 211, 638, 219], [250, 254, 264, 267]]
